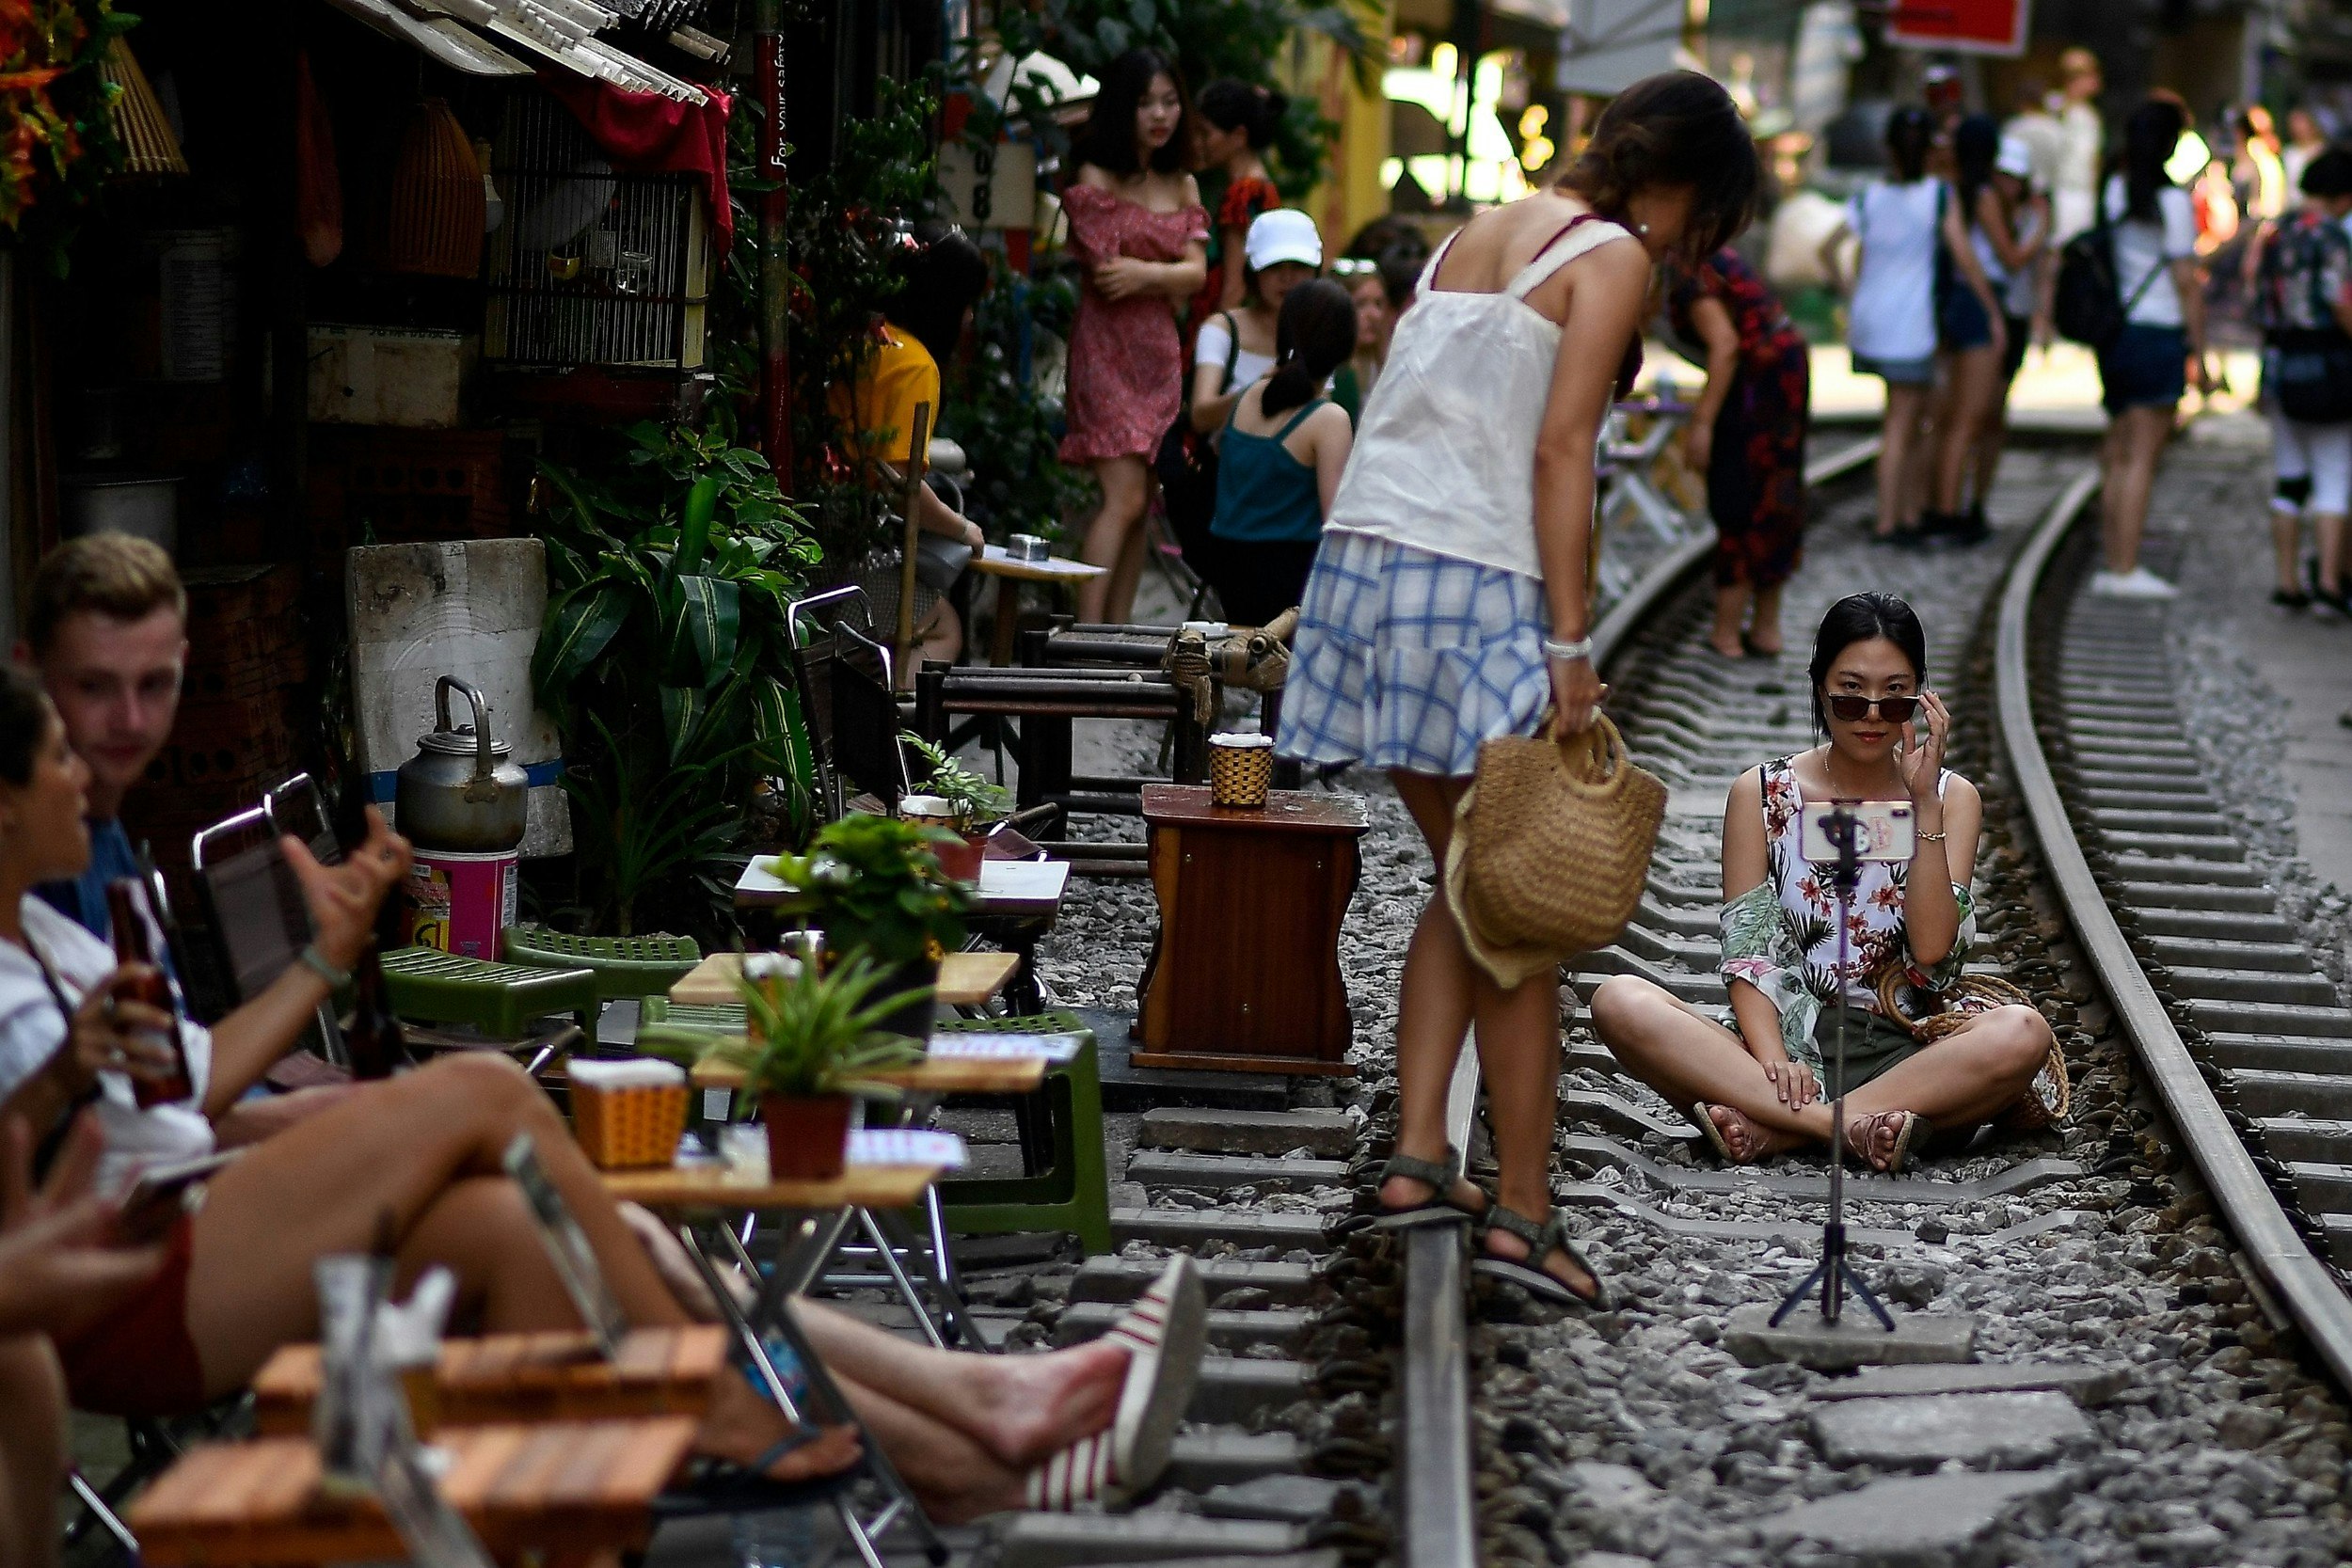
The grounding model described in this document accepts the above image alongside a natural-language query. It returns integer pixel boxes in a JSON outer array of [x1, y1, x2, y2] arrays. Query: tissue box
[[569, 1058, 690, 1170]]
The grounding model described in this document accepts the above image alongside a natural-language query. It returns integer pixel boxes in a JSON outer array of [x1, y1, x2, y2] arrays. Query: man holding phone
[[15, 535, 188, 957]]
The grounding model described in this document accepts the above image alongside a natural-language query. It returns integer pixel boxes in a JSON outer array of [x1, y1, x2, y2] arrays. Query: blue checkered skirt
[[1276, 531, 1551, 778]]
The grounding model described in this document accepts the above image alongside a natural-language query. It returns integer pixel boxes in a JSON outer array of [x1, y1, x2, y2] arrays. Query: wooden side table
[[1136, 784, 1366, 1075]]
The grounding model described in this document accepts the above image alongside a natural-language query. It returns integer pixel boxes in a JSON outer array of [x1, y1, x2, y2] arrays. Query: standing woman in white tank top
[[1277, 71, 1759, 1310]]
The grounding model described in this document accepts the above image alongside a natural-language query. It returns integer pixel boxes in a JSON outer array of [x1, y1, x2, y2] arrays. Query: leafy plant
[[936, 253, 1094, 543], [764, 815, 973, 968], [3, 1, 135, 273], [903, 734, 1011, 827], [713, 955, 930, 1099], [531, 420, 827, 934]]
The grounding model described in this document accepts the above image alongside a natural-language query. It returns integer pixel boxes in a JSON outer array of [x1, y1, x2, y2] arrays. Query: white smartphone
[[1800, 800, 1916, 863]]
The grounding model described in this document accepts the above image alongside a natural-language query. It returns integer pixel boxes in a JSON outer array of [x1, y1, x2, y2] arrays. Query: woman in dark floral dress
[[1189, 79, 1285, 329], [1667, 246, 1811, 658]]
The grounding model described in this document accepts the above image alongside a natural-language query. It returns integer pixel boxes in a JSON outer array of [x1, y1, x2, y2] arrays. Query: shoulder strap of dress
[[1416, 229, 1463, 294], [1505, 214, 1631, 300]]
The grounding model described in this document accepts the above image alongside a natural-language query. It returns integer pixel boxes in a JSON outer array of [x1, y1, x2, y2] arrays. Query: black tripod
[[1771, 800, 1897, 1331]]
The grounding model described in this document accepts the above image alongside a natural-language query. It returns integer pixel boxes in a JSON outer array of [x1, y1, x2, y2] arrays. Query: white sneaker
[[2090, 567, 2179, 600]]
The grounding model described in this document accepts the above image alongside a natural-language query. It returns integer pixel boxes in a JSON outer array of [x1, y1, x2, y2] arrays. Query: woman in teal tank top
[[1206, 278, 1358, 625]]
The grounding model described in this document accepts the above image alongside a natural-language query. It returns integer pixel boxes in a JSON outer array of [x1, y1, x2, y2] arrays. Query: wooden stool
[[1136, 784, 1366, 1075]]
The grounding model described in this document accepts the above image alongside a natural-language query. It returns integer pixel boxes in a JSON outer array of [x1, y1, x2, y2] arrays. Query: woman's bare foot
[[1376, 1169, 1491, 1223], [1703, 1103, 1792, 1164], [969, 1335, 1135, 1467], [1481, 1224, 1601, 1304], [698, 1373, 862, 1481]]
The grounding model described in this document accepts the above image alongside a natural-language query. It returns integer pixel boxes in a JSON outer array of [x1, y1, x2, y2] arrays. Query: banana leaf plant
[[529, 421, 829, 934]]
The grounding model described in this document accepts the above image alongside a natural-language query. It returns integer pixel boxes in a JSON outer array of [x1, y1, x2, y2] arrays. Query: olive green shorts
[[1808, 1007, 1927, 1098]]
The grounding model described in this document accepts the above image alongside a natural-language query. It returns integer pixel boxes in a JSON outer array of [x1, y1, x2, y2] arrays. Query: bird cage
[[483, 95, 709, 371]]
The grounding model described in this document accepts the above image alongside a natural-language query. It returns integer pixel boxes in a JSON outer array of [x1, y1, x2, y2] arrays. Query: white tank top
[[1322, 213, 1637, 579]]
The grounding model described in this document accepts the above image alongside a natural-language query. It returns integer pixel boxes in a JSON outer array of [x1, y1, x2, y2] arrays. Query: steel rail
[[1994, 466, 2352, 1390], [1397, 435, 1883, 1568]]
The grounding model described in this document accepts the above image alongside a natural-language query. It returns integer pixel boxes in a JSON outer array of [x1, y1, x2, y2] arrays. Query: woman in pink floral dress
[[1060, 48, 1208, 623]]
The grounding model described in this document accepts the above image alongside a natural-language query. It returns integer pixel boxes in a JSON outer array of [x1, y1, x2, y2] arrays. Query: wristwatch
[[1542, 636, 1594, 663]]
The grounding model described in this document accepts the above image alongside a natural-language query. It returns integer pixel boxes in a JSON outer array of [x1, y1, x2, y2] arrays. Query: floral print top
[[1666, 246, 1805, 372], [1718, 755, 1974, 1069]]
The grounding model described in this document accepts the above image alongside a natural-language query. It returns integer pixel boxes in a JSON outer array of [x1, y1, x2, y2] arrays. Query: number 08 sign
[[1886, 0, 2030, 56]]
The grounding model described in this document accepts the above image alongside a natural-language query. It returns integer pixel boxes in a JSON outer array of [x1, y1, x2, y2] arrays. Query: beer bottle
[[106, 879, 193, 1108], [343, 939, 407, 1082]]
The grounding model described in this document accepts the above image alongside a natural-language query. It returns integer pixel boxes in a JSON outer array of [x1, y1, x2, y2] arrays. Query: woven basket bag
[[1455, 713, 1666, 962], [1876, 969, 2070, 1130]]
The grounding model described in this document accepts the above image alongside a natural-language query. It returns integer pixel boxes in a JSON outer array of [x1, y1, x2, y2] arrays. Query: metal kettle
[[394, 677, 529, 853]]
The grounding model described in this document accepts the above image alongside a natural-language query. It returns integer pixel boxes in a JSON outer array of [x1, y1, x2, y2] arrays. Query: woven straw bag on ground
[[1876, 969, 2070, 1129], [1443, 713, 1666, 989]]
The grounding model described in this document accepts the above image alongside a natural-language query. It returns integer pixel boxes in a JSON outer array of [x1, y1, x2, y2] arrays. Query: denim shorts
[[1939, 286, 1994, 352], [1851, 352, 1936, 386], [2097, 323, 2187, 415]]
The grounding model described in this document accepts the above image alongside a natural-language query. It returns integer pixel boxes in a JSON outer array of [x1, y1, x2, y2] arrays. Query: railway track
[[995, 426, 2352, 1568]]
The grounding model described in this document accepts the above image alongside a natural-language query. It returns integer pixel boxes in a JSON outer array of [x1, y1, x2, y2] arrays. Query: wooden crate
[[250, 1326, 726, 1434], [126, 1417, 695, 1567]]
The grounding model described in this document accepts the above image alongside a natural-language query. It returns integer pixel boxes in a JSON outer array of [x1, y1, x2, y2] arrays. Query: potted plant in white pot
[[903, 735, 1011, 883], [765, 814, 973, 1040], [714, 956, 928, 1180]]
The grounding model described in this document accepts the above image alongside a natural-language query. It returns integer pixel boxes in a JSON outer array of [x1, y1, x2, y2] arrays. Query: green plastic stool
[[378, 946, 600, 1037], [932, 1012, 1111, 1256], [501, 927, 703, 1000]]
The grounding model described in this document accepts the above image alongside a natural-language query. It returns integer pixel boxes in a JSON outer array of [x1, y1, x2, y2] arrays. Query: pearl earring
[[1637, 221, 1651, 235]]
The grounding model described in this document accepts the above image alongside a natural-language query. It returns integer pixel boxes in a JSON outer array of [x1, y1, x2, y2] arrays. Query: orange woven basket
[[572, 1082, 691, 1170]]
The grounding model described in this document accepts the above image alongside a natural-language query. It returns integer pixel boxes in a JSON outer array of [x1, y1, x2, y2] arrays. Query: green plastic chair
[[501, 927, 703, 1000], [378, 946, 600, 1038], [932, 1012, 1110, 1256]]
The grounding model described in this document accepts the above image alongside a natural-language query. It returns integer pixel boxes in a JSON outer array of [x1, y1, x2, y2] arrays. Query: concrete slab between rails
[[1190, 1357, 1311, 1423], [1557, 1088, 1702, 1143], [1811, 1389, 2094, 1466], [993, 1515, 1316, 1568], [2164, 966, 2340, 1007], [2115, 879, 2279, 912], [2098, 831, 2246, 862], [2205, 1035, 2352, 1074], [2229, 1069, 2352, 1119], [2251, 1117, 2352, 1164], [1808, 1359, 2130, 1404], [1558, 1134, 2085, 1206], [1110, 1208, 1330, 1250], [2111, 855, 2269, 887], [1124, 1150, 1352, 1193], [2187, 999, 2352, 1037], [1055, 1300, 1310, 1350], [1071, 1255, 1317, 1305], [2144, 936, 2314, 974], [1756, 1469, 2072, 1562], [2136, 908, 2298, 942], [1723, 1302, 1979, 1371], [1200, 1474, 1373, 1524], [1136, 1107, 1359, 1157], [1162, 1433, 1311, 1491], [1553, 1179, 2095, 1250]]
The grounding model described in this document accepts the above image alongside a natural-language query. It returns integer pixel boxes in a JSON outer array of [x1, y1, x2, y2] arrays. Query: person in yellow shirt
[[832, 222, 992, 676]]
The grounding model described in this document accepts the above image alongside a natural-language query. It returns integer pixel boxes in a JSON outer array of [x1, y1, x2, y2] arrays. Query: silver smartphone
[[1800, 800, 1916, 863]]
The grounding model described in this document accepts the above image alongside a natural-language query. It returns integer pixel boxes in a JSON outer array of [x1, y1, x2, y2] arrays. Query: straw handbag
[[1877, 969, 2070, 1130], [1442, 713, 1665, 988]]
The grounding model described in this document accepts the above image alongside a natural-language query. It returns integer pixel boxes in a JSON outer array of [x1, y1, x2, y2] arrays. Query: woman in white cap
[[1189, 208, 1326, 437], [1278, 71, 1758, 1311], [1964, 128, 2052, 536]]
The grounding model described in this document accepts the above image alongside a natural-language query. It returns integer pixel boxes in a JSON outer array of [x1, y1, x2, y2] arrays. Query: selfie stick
[[1770, 800, 1896, 1331]]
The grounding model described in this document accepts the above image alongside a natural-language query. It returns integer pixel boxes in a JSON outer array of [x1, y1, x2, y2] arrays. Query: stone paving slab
[[1808, 1359, 2130, 1404], [1810, 1390, 2094, 1466], [1724, 1302, 1978, 1371], [1756, 1469, 2071, 1562], [1136, 1107, 1359, 1157]]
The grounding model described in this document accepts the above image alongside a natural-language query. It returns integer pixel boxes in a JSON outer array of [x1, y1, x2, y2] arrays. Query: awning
[[319, 0, 709, 103]]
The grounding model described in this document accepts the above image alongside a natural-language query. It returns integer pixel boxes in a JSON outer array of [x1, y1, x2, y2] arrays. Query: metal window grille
[[484, 95, 708, 370]]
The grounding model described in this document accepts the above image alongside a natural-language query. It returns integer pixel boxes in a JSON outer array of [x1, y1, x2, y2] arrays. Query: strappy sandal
[[1691, 1102, 1775, 1165], [1471, 1203, 1613, 1310], [1844, 1109, 1928, 1175], [1024, 1253, 1205, 1511], [1375, 1144, 1490, 1229]]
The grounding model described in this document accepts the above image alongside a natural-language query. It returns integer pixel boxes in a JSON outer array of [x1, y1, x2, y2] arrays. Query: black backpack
[[1155, 311, 1240, 567], [2054, 201, 2165, 349]]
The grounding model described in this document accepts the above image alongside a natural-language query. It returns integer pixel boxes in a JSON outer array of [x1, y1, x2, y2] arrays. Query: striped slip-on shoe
[[1022, 1253, 1206, 1511]]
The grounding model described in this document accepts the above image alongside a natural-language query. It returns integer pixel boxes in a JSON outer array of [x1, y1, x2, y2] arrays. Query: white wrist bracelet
[[1542, 636, 1594, 663]]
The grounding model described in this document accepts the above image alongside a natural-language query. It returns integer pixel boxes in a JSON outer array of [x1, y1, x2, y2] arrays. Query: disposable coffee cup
[[898, 793, 960, 830]]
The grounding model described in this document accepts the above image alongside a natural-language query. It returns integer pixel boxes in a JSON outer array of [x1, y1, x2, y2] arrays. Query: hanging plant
[[0, 0, 134, 270]]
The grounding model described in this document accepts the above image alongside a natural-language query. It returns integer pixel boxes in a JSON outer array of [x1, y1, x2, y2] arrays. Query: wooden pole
[[894, 402, 931, 681]]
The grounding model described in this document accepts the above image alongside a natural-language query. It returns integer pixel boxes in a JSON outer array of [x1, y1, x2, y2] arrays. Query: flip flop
[[1374, 1144, 1488, 1229], [1845, 1109, 1928, 1175], [1023, 1253, 1205, 1511], [1471, 1203, 1612, 1311], [1692, 1102, 1774, 1165]]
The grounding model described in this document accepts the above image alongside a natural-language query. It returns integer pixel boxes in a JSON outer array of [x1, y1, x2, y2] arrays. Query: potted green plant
[[903, 735, 1011, 883], [764, 814, 973, 1039], [713, 956, 928, 1180]]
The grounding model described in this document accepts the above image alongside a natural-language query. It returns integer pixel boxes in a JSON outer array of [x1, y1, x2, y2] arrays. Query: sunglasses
[[1822, 691, 1922, 723]]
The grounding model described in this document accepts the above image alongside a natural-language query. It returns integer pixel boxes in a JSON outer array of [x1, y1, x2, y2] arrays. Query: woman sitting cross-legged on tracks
[[1591, 593, 2055, 1175], [0, 661, 1200, 1520]]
